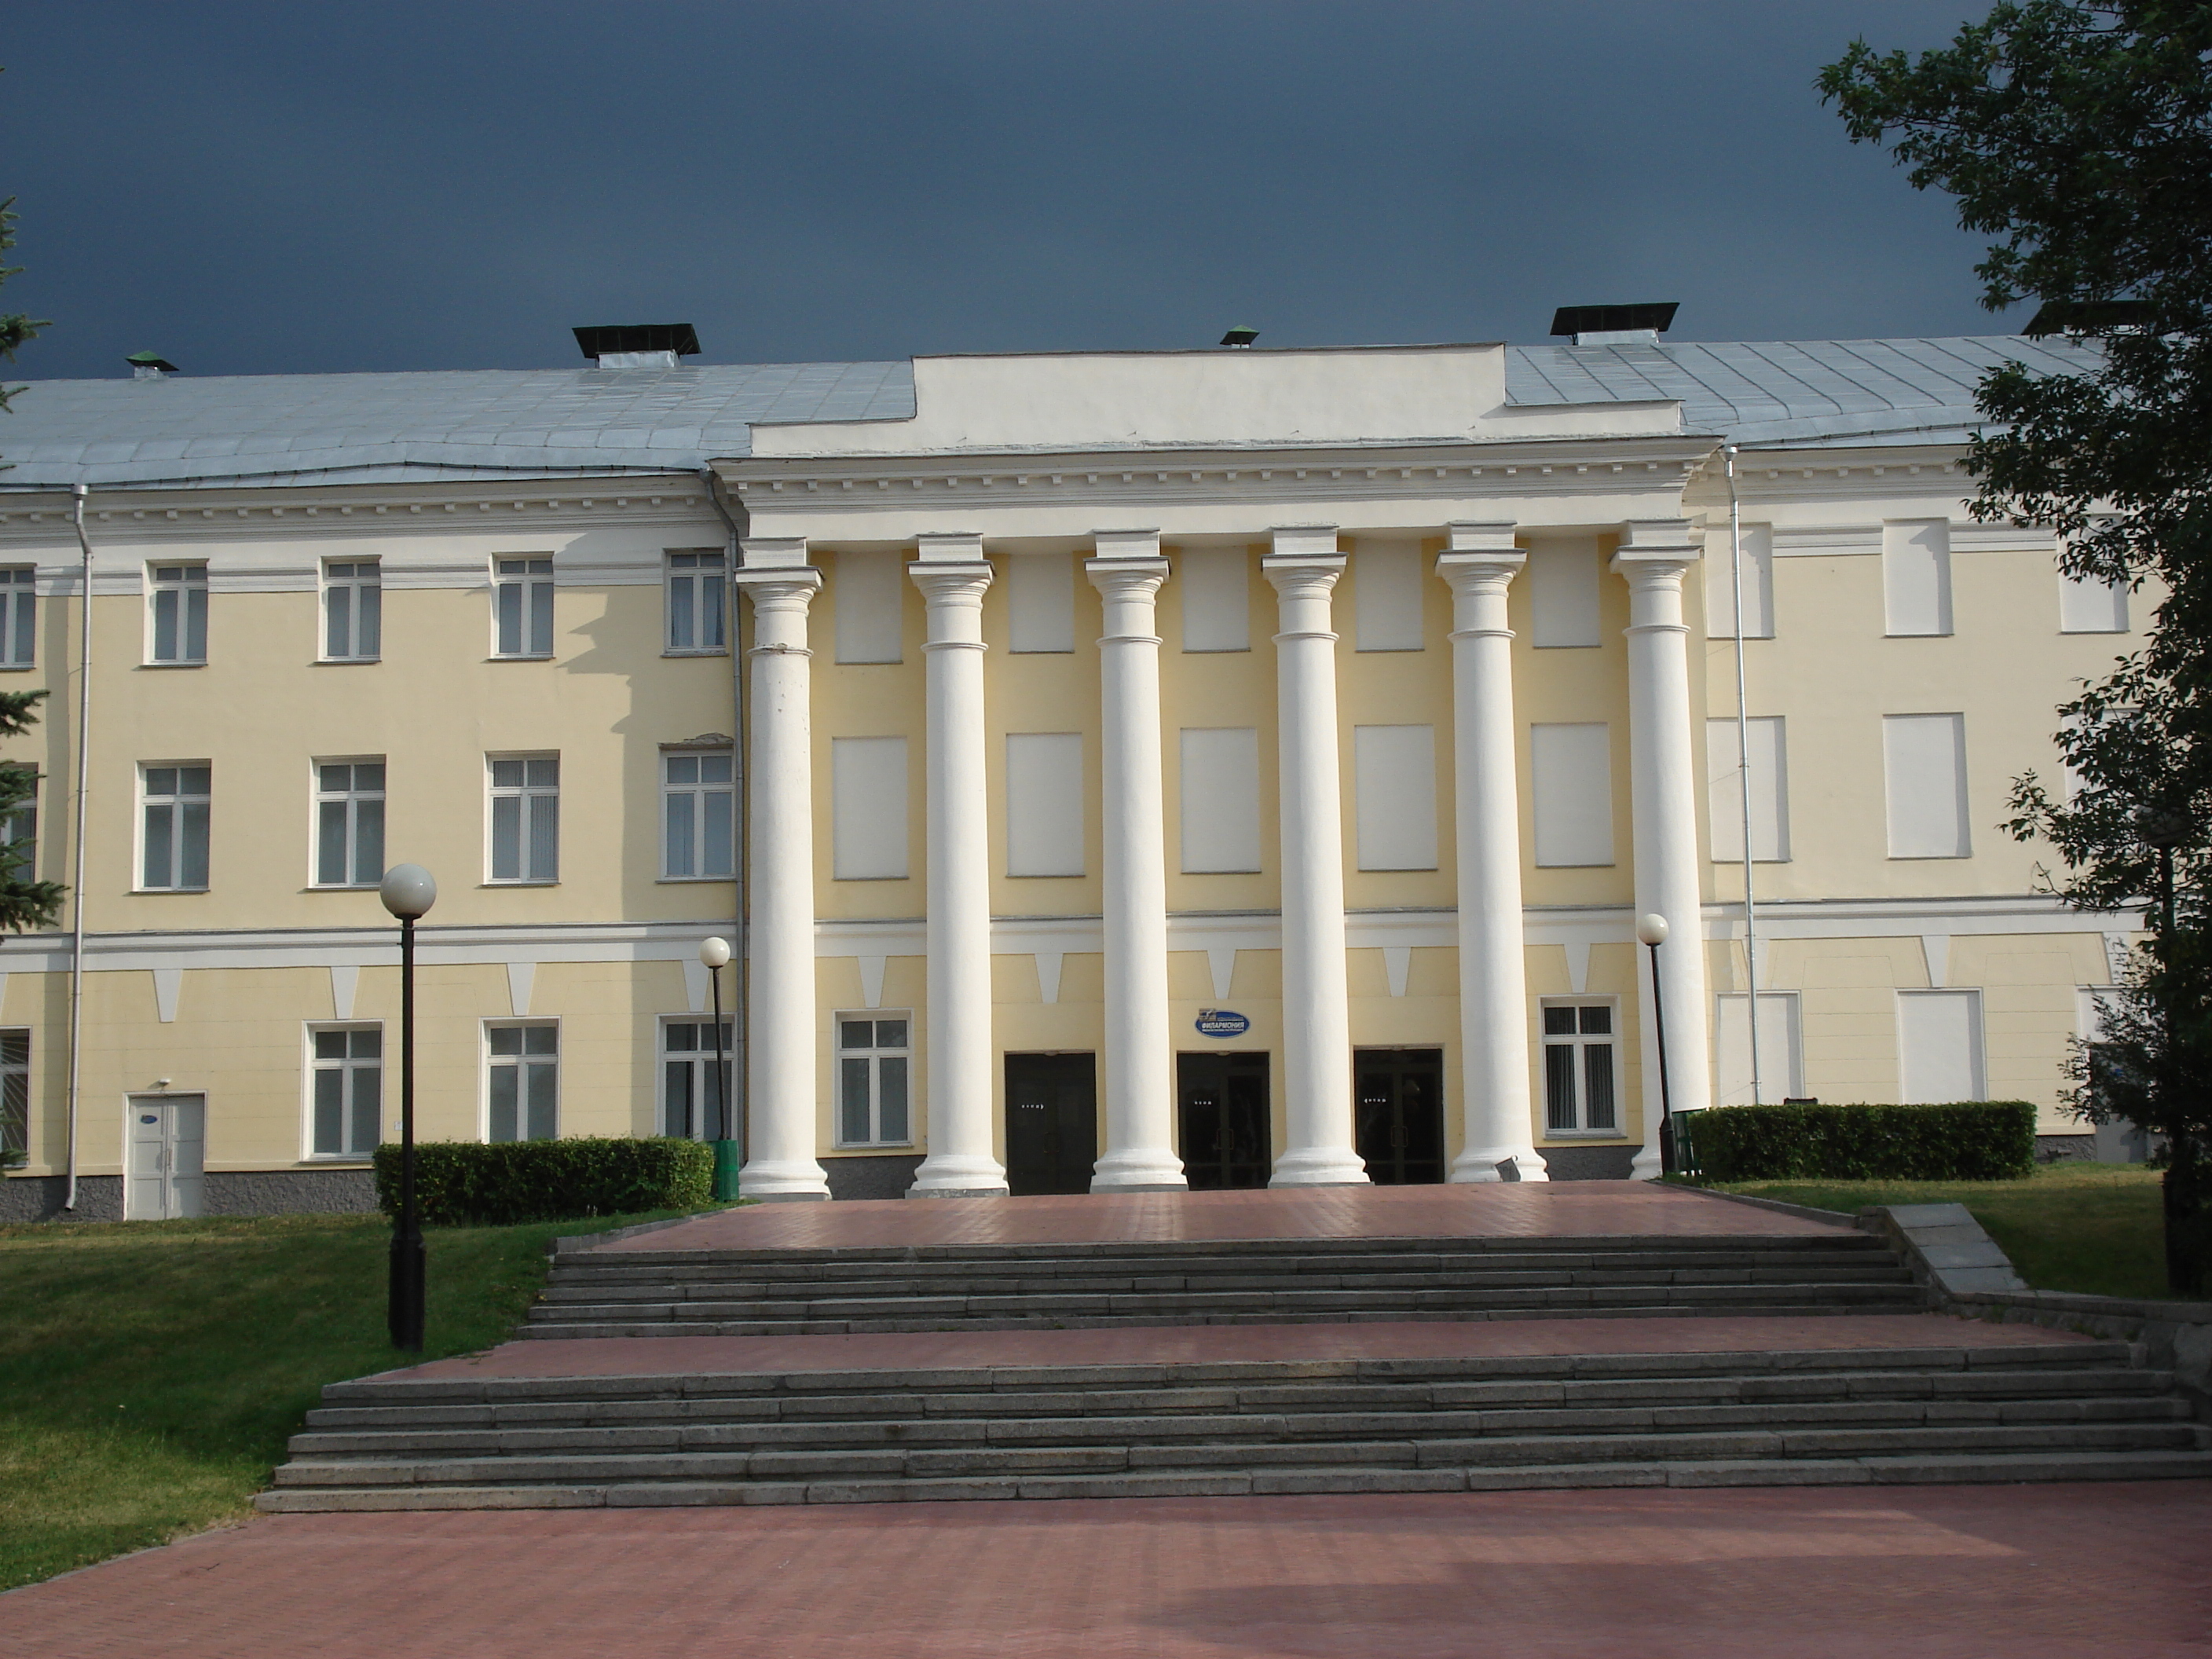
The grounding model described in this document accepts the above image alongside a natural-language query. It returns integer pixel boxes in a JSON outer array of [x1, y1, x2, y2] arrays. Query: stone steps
[[257, 1340, 2212, 1511]]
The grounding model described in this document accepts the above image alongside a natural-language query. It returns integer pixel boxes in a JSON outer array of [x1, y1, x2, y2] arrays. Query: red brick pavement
[[10, 1483, 2208, 1657], [387, 1312, 2086, 1382], [602, 1181, 1845, 1253]]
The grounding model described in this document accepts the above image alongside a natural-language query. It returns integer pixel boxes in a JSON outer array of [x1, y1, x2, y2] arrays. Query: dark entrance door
[[1354, 1048, 1446, 1185], [1004, 1053, 1097, 1196], [1177, 1051, 1271, 1188]]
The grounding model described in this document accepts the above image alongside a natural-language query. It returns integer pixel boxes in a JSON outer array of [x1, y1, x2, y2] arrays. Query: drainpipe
[[1723, 447, 1763, 1106], [699, 467, 749, 1146], [64, 484, 94, 1212]]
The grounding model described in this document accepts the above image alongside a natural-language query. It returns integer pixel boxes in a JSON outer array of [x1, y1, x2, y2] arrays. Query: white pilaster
[[1086, 530, 1185, 1191], [733, 539, 831, 1200], [1437, 524, 1546, 1182], [906, 534, 1009, 1197], [1613, 522, 1713, 1178], [1262, 527, 1368, 1187]]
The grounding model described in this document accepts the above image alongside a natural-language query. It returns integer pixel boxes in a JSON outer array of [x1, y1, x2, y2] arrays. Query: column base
[[1090, 1148, 1188, 1192], [1448, 1147, 1551, 1184], [1628, 1144, 1666, 1181], [1268, 1147, 1372, 1188], [737, 1158, 832, 1201], [908, 1153, 1009, 1199]]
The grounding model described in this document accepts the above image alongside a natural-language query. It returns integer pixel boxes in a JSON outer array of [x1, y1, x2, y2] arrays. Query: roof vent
[[126, 350, 178, 379], [1549, 302, 1678, 346], [1219, 326, 1259, 348], [573, 324, 700, 370], [2022, 299, 2152, 337]]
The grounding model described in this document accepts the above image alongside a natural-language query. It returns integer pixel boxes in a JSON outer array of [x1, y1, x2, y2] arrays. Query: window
[[1353, 544, 1423, 652], [837, 1015, 911, 1145], [0, 567, 35, 668], [1005, 732, 1084, 877], [486, 1023, 558, 1141], [0, 1031, 26, 1166], [1179, 548, 1251, 652], [1705, 716, 1791, 863], [2059, 567, 2129, 634], [1883, 521, 1951, 636], [148, 564, 208, 665], [493, 557, 554, 657], [663, 750, 734, 879], [1883, 713, 1971, 859], [309, 1026, 382, 1158], [833, 550, 903, 664], [1897, 990, 1985, 1103], [1530, 723, 1614, 867], [1704, 524, 1774, 639], [831, 736, 908, 880], [666, 551, 727, 654], [324, 561, 382, 661], [314, 761, 386, 888], [1353, 724, 1437, 871], [0, 766, 36, 884], [1715, 992, 1803, 1107], [1542, 1002, 1619, 1134], [1179, 727, 1262, 873], [1007, 554, 1075, 653], [141, 765, 211, 891], [662, 1019, 734, 1139], [1529, 544, 1601, 648], [489, 756, 559, 883]]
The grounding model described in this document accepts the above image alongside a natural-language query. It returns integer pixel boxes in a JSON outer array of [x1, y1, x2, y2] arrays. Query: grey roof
[[0, 335, 2105, 490], [1506, 335, 2104, 449], [0, 361, 916, 490]]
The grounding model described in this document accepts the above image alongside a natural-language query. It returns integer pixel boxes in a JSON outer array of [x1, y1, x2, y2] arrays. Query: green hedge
[[1685, 1101, 2036, 1182], [372, 1137, 713, 1226]]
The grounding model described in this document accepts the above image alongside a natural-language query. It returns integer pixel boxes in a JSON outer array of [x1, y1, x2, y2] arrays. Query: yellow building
[[0, 326, 2139, 1218]]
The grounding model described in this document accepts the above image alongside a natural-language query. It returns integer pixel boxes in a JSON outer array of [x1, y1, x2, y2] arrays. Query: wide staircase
[[517, 1230, 1925, 1338], [259, 1338, 2212, 1511]]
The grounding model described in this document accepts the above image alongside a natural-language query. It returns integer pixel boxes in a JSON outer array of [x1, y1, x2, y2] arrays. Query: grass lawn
[[1711, 1162, 2168, 1302], [0, 1207, 709, 1591]]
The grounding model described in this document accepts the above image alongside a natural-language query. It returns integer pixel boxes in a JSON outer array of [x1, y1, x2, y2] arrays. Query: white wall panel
[[1179, 727, 1262, 872], [831, 735, 908, 879], [1704, 522, 1774, 639], [1529, 544, 1601, 648], [1883, 520, 1952, 636], [1354, 544, 1423, 651], [2058, 568, 2129, 634], [1715, 992, 1803, 1106], [1530, 723, 1613, 866], [1005, 732, 1084, 876], [833, 550, 903, 664], [1007, 553, 1075, 653], [1353, 724, 1437, 870], [1179, 548, 1250, 652], [1883, 712, 1971, 859], [1705, 716, 1791, 862], [1897, 989, 1986, 1102]]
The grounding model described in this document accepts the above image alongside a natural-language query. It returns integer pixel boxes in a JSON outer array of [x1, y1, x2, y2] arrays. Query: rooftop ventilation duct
[[1549, 302, 1678, 346], [573, 323, 701, 370], [2021, 299, 2151, 337], [126, 351, 178, 380]]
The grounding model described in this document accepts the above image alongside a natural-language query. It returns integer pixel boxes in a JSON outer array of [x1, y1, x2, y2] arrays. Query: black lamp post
[[379, 864, 437, 1350], [700, 936, 740, 1201], [1636, 913, 1676, 1176], [2134, 806, 2196, 1292]]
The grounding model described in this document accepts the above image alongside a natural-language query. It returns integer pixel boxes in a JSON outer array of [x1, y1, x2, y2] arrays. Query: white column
[[1086, 531, 1185, 1191], [906, 534, 1008, 1197], [1613, 522, 1714, 1178], [1263, 528, 1368, 1187], [1437, 524, 1546, 1182], [732, 540, 830, 1200]]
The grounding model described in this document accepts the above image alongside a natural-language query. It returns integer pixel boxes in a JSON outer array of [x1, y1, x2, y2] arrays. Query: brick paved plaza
[[11, 1482, 2210, 1657]]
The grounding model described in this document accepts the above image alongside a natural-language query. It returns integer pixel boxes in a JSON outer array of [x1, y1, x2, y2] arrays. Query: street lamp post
[[379, 864, 437, 1351], [700, 936, 739, 1201], [2134, 806, 2196, 1293], [1636, 914, 1677, 1177]]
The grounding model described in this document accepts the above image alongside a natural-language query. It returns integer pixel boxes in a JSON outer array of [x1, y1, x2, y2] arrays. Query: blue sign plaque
[[1195, 1009, 1251, 1039]]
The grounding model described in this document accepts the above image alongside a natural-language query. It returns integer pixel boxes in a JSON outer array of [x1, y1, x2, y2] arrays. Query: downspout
[[1723, 447, 1763, 1106], [64, 484, 93, 1211], [700, 467, 748, 1147]]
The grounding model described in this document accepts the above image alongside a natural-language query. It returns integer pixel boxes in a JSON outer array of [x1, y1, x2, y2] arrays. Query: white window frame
[[139, 763, 212, 892], [1540, 998, 1622, 1137], [665, 551, 728, 655], [0, 1027, 27, 1166], [147, 562, 209, 665], [312, 758, 386, 889], [835, 1011, 913, 1147], [322, 560, 382, 661], [0, 566, 35, 669], [487, 753, 559, 884], [306, 1023, 383, 1160], [661, 748, 735, 880], [0, 764, 37, 885], [660, 1016, 735, 1140], [484, 1020, 559, 1143], [492, 557, 555, 658]]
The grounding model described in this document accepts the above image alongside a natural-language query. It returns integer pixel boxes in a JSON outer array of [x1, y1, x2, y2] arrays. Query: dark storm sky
[[2, 2, 2000, 380]]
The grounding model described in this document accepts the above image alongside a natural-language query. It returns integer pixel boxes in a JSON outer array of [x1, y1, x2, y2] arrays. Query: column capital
[[909, 562, 994, 599], [732, 566, 822, 602], [1436, 551, 1526, 592], [1086, 557, 1170, 598], [1262, 554, 1345, 599], [1611, 518, 1701, 580]]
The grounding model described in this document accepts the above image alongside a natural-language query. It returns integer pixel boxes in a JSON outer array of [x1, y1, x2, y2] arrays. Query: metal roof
[[0, 335, 2105, 490]]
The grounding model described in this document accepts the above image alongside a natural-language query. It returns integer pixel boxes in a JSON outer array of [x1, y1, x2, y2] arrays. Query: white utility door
[[125, 1096, 206, 1219]]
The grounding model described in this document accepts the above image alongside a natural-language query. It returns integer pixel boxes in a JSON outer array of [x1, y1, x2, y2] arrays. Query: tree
[[1820, 2, 2212, 1289]]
